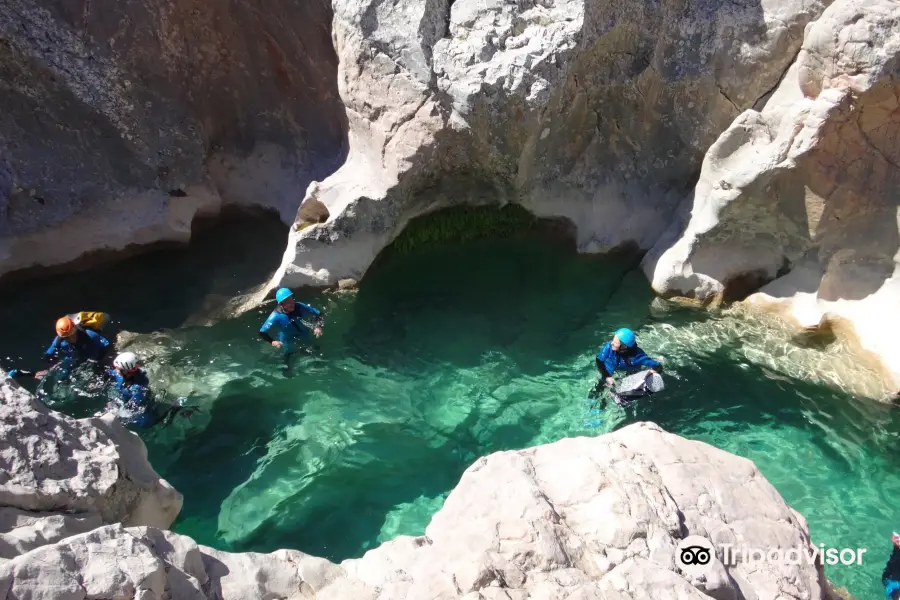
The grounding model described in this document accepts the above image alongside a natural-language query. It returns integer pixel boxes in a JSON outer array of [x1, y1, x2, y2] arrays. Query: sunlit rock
[[0, 371, 182, 558], [267, 0, 827, 291], [0, 422, 829, 600], [644, 0, 900, 392]]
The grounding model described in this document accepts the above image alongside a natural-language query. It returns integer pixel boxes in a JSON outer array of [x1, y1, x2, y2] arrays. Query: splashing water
[[2, 219, 897, 599]]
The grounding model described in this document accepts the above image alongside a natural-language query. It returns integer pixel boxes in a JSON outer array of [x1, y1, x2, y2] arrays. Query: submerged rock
[[0, 371, 182, 558], [644, 0, 900, 393], [0, 415, 829, 600]]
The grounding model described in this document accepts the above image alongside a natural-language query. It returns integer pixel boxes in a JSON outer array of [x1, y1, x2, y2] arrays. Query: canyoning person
[[588, 327, 661, 400], [33, 315, 112, 381], [259, 287, 324, 376], [102, 352, 157, 428], [100, 352, 200, 429], [883, 532, 900, 599]]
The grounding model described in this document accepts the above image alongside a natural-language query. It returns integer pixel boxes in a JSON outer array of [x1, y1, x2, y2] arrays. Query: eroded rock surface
[[0, 371, 182, 558], [268, 0, 829, 291], [644, 0, 900, 391], [0, 0, 346, 277], [0, 422, 828, 600]]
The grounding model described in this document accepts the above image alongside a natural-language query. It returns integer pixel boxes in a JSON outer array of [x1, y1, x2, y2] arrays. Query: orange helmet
[[56, 316, 76, 337]]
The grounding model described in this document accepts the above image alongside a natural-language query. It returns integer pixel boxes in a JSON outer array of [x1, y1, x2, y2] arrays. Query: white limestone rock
[[0, 422, 828, 600], [267, 0, 828, 293], [644, 0, 900, 393], [0, 371, 182, 557]]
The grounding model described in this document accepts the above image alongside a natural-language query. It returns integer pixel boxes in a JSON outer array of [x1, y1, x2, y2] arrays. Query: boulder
[[267, 0, 829, 290], [644, 0, 900, 392], [0, 422, 829, 600], [0, 371, 182, 557]]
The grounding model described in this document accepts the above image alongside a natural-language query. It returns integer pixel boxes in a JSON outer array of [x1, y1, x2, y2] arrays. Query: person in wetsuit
[[103, 352, 157, 428], [35, 316, 112, 381], [883, 532, 900, 599], [259, 287, 324, 376], [589, 327, 661, 400], [101, 352, 199, 428]]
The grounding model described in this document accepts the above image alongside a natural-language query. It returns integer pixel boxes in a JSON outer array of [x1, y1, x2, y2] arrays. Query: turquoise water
[[2, 214, 898, 599]]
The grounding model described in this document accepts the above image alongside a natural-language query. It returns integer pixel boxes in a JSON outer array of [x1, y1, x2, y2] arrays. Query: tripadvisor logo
[[675, 535, 866, 577]]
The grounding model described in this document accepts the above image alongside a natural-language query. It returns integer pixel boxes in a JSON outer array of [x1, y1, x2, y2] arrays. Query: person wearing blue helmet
[[591, 327, 661, 396], [259, 287, 324, 376]]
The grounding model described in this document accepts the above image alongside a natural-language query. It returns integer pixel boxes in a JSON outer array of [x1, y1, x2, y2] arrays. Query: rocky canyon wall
[[0, 0, 347, 277], [4, 0, 900, 389], [0, 371, 181, 559], [643, 0, 900, 391], [267, 0, 900, 391], [269, 0, 828, 289]]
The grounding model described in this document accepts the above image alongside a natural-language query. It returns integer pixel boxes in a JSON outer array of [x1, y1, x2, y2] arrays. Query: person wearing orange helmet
[[34, 315, 111, 380]]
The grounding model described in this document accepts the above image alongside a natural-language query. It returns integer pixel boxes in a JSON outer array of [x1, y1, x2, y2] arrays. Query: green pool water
[[2, 210, 898, 599]]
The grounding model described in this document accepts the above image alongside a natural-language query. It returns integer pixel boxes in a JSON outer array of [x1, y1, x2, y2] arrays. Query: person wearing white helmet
[[104, 351, 156, 428], [100, 352, 200, 428]]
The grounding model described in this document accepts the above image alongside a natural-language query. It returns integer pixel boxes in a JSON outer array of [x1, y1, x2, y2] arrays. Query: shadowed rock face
[[0, 0, 347, 277]]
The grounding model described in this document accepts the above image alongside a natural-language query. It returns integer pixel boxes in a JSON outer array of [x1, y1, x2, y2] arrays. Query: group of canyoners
[[7, 287, 660, 428], [6, 287, 900, 597]]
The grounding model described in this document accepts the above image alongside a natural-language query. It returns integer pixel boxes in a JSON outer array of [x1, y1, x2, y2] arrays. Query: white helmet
[[113, 352, 140, 372]]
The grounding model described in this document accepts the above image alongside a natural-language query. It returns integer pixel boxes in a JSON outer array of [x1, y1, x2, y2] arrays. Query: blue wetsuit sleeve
[[296, 303, 324, 326], [596, 342, 611, 362], [44, 337, 60, 363], [128, 384, 150, 407], [259, 312, 278, 343], [84, 329, 111, 360], [595, 342, 614, 378], [629, 348, 661, 371]]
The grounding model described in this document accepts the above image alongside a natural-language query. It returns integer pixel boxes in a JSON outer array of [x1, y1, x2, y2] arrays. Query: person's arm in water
[[883, 533, 900, 598], [596, 342, 616, 387], [34, 337, 63, 379], [627, 346, 662, 373], [43, 336, 61, 365], [126, 383, 152, 408], [295, 302, 324, 337]]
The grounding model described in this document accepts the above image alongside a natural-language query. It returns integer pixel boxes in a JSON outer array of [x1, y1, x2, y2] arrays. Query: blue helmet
[[615, 327, 636, 347], [275, 287, 293, 304]]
